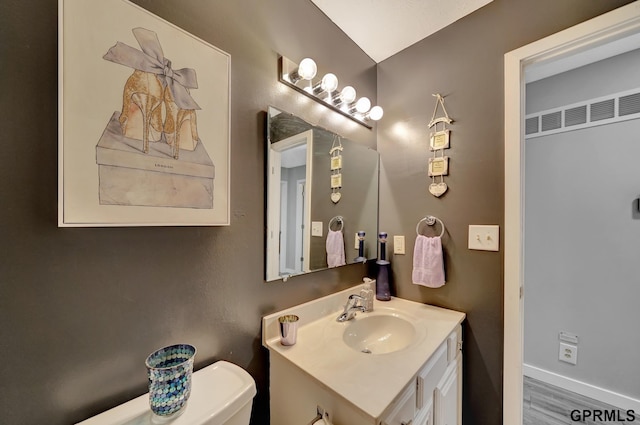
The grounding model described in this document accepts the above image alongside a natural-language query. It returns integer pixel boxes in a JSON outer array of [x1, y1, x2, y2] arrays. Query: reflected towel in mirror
[[326, 230, 346, 268], [412, 235, 445, 288]]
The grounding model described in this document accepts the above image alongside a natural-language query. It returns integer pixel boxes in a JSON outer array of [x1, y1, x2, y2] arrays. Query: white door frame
[[503, 2, 640, 423], [279, 180, 288, 273], [266, 147, 282, 280], [266, 129, 313, 281], [295, 179, 306, 273]]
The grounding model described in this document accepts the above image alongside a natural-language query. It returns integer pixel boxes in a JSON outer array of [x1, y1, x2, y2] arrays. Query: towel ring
[[329, 216, 344, 232], [416, 215, 445, 238]]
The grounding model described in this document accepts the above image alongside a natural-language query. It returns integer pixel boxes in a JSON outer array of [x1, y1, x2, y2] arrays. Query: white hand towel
[[326, 230, 346, 268], [412, 235, 445, 288]]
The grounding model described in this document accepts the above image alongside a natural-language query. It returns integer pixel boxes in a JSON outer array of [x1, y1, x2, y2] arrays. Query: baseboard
[[524, 364, 640, 412]]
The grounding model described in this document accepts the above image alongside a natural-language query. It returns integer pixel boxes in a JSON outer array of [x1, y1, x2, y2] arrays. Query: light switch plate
[[468, 225, 499, 251], [354, 233, 359, 249], [393, 235, 405, 254], [311, 221, 323, 237]]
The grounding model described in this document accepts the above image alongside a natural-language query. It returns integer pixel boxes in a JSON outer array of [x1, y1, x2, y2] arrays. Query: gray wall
[[309, 129, 379, 270], [524, 52, 640, 399], [0, 1, 376, 424], [524, 121, 640, 399], [375, 0, 633, 423], [0, 0, 635, 424], [527, 49, 640, 113]]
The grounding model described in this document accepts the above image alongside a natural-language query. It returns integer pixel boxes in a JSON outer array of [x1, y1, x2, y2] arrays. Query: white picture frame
[[330, 174, 343, 189], [428, 156, 449, 176], [430, 129, 450, 150], [330, 155, 342, 170], [58, 0, 231, 226]]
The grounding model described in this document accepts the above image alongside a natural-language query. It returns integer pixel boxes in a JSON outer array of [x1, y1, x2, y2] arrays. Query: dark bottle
[[376, 232, 391, 301]]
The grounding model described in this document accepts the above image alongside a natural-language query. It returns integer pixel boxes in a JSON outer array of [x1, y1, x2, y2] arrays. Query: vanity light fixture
[[313, 73, 339, 95], [334, 86, 357, 105], [367, 105, 384, 121], [287, 57, 317, 84], [279, 55, 383, 128], [353, 97, 372, 114]]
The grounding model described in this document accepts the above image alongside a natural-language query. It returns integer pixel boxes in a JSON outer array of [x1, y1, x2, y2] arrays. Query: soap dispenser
[[376, 232, 391, 301], [360, 278, 374, 311]]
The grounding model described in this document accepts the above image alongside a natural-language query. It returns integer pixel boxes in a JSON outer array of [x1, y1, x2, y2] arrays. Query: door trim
[[503, 2, 640, 423], [266, 130, 313, 281]]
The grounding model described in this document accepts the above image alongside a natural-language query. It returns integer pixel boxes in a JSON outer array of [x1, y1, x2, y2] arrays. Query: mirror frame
[[265, 106, 380, 282]]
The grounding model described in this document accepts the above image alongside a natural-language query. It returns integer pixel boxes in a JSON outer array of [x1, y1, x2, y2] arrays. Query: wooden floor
[[523, 376, 640, 424]]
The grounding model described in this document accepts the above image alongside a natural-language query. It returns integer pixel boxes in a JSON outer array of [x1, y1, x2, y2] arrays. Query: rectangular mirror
[[266, 106, 379, 282]]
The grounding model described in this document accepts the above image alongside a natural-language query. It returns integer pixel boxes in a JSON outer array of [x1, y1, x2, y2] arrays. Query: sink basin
[[342, 314, 417, 354]]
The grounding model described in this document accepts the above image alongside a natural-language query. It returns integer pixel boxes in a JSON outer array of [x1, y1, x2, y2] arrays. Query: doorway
[[503, 3, 640, 423], [266, 130, 313, 280]]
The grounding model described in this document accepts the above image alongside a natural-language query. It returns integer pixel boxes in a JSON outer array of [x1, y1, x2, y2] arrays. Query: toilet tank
[[77, 361, 257, 425]]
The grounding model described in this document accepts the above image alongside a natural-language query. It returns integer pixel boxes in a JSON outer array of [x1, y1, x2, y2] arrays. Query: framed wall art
[[430, 129, 450, 150], [428, 156, 449, 176], [58, 0, 231, 226]]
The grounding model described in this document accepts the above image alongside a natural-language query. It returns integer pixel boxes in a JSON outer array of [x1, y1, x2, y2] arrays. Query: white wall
[[524, 49, 640, 401]]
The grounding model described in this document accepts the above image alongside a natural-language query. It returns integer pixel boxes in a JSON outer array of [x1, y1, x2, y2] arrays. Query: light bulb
[[368, 106, 384, 121], [340, 86, 357, 104], [298, 58, 317, 80], [355, 97, 371, 114], [321, 73, 339, 92]]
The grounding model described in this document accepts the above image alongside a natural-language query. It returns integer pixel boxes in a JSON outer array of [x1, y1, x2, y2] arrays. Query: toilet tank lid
[[76, 360, 257, 425]]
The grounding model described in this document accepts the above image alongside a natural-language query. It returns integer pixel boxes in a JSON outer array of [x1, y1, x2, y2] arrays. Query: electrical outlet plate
[[393, 235, 405, 254], [354, 233, 359, 249], [468, 225, 500, 251], [559, 342, 578, 365]]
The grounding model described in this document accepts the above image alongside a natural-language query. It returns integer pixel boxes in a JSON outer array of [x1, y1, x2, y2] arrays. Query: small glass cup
[[145, 344, 196, 418], [278, 315, 299, 346]]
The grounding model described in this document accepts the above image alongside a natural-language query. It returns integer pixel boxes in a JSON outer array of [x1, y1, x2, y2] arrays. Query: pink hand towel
[[412, 235, 445, 288], [326, 230, 346, 268]]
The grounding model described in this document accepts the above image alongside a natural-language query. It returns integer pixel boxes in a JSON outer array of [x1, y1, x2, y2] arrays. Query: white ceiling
[[281, 144, 307, 169], [310, 0, 494, 63]]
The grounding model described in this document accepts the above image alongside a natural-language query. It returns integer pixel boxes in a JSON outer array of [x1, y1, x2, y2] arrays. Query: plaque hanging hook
[[429, 93, 453, 128]]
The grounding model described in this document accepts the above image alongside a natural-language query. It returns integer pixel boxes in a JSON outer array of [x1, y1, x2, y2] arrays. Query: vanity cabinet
[[262, 289, 465, 425], [268, 325, 462, 425], [381, 326, 461, 425], [381, 382, 416, 425], [433, 355, 461, 425]]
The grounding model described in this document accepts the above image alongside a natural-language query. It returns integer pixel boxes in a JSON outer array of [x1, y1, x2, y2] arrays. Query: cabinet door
[[417, 342, 447, 411], [414, 399, 433, 425], [381, 381, 416, 425], [433, 359, 459, 425]]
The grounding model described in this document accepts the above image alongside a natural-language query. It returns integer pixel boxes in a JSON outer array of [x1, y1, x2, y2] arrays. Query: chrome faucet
[[336, 294, 366, 322]]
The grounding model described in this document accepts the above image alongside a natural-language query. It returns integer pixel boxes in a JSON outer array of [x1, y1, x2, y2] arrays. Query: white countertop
[[262, 285, 465, 420]]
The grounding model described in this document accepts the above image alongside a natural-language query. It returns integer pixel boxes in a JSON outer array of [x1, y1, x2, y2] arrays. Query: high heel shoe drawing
[[119, 70, 164, 154], [104, 27, 201, 159], [163, 86, 200, 159]]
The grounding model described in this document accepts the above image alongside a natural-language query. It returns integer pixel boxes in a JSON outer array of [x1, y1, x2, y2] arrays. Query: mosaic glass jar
[[145, 344, 196, 417]]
